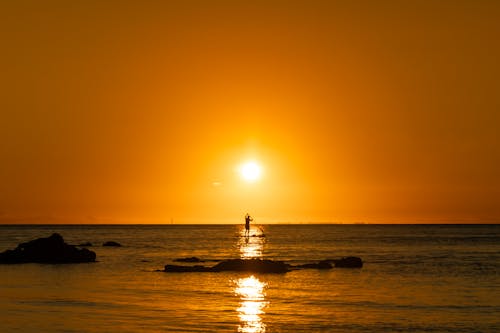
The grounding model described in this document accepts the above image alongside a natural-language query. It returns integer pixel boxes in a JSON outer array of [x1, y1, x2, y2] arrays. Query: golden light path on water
[[235, 227, 267, 333], [239, 227, 265, 258]]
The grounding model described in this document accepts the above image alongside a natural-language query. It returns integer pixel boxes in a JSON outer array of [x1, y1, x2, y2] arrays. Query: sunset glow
[[0, 1, 499, 224], [1, 2, 499, 333]]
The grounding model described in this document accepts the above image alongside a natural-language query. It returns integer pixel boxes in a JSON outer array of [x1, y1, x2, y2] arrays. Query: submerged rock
[[102, 241, 121, 247], [212, 259, 290, 273], [331, 256, 363, 268], [0, 233, 96, 264], [174, 256, 204, 263], [164, 258, 290, 273], [296, 260, 333, 270], [162, 257, 363, 273], [78, 242, 93, 247], [164, 264, 212, 272]]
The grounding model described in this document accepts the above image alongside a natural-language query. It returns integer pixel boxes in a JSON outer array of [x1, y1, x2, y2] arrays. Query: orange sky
[[1, 0, 499, 224]]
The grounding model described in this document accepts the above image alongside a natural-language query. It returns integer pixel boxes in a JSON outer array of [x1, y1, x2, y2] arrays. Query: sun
[[239, 161, 262, 182]]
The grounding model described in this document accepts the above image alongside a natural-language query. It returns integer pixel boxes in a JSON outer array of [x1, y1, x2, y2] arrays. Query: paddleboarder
[[245, 213, 253, 235]]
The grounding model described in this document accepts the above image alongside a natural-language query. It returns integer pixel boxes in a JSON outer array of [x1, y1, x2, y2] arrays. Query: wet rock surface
[[329, 256, 363, 268], [164, 264, 213, 272], [174, 256, 204, 263], [212, 259, 290, 273], [165, 258, 290, 273], [102, 241, 122, 247], [296, 260, 333, 270], [163, 257, 363, 273], [0, 233, 96, 264]]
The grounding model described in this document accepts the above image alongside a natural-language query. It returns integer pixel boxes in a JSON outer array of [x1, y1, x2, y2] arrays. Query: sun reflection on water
[[235, 275, 268, 333], [235, 226, 267, 332], [239, 227, 265, 258]]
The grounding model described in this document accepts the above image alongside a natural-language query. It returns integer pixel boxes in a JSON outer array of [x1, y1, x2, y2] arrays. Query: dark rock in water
[[0, 233, 96, 264], [164, 264, 212, 272], [174, 256, 204, 263], [212, 259, 290, 273], [331, 256, 363, 268], [164, 259, 290, 273], [78, 242, 92, 247], [102, 241, 121, 247], [296, 260, 332, 270], [162, 257, 363, 273]]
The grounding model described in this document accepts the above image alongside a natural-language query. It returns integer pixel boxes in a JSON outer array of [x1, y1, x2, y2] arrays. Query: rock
[[164, 259, 290, 273], [102, 241, 121, 247], [0, 233, 96, 264], [331, 256, 363, 268], [174, 256, 204, 263], [78, 242, 92, 247], [162, 257, 363, 273], [210, 258, 290, 273], [296, 260, 332, 270], [164, 264, 212, 272]]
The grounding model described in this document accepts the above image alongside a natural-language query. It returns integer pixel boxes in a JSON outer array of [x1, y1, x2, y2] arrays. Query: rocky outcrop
[[163, 257, 363, 273], [295, 257, 363, 269], [102, 241, 121, 247], [212, 259, 290, 273], [174, 257, 204, 263], [0, 233, 96, 264], [164, 258, 290, 273], [164, 264, 212, 272], [296, 260, 333, 270], [78, 242, 93, 247], [329, 256, 363, 268]]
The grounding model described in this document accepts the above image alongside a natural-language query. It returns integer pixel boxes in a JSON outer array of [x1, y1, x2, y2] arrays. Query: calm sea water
[[0, 224, 498, 332]]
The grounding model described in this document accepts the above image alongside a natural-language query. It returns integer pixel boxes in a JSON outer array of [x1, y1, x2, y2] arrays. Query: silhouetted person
[[245, 213, 253, 236]]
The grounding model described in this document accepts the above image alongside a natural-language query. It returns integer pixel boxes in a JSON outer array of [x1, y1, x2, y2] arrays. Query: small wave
[[18, 298, 121, 309]]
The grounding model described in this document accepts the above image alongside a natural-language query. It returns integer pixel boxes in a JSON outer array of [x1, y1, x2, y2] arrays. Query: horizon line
[[0, 222, 499, 226]]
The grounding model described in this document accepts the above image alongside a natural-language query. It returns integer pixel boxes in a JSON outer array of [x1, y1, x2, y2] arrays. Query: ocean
[[0, 224, 498, 332]]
